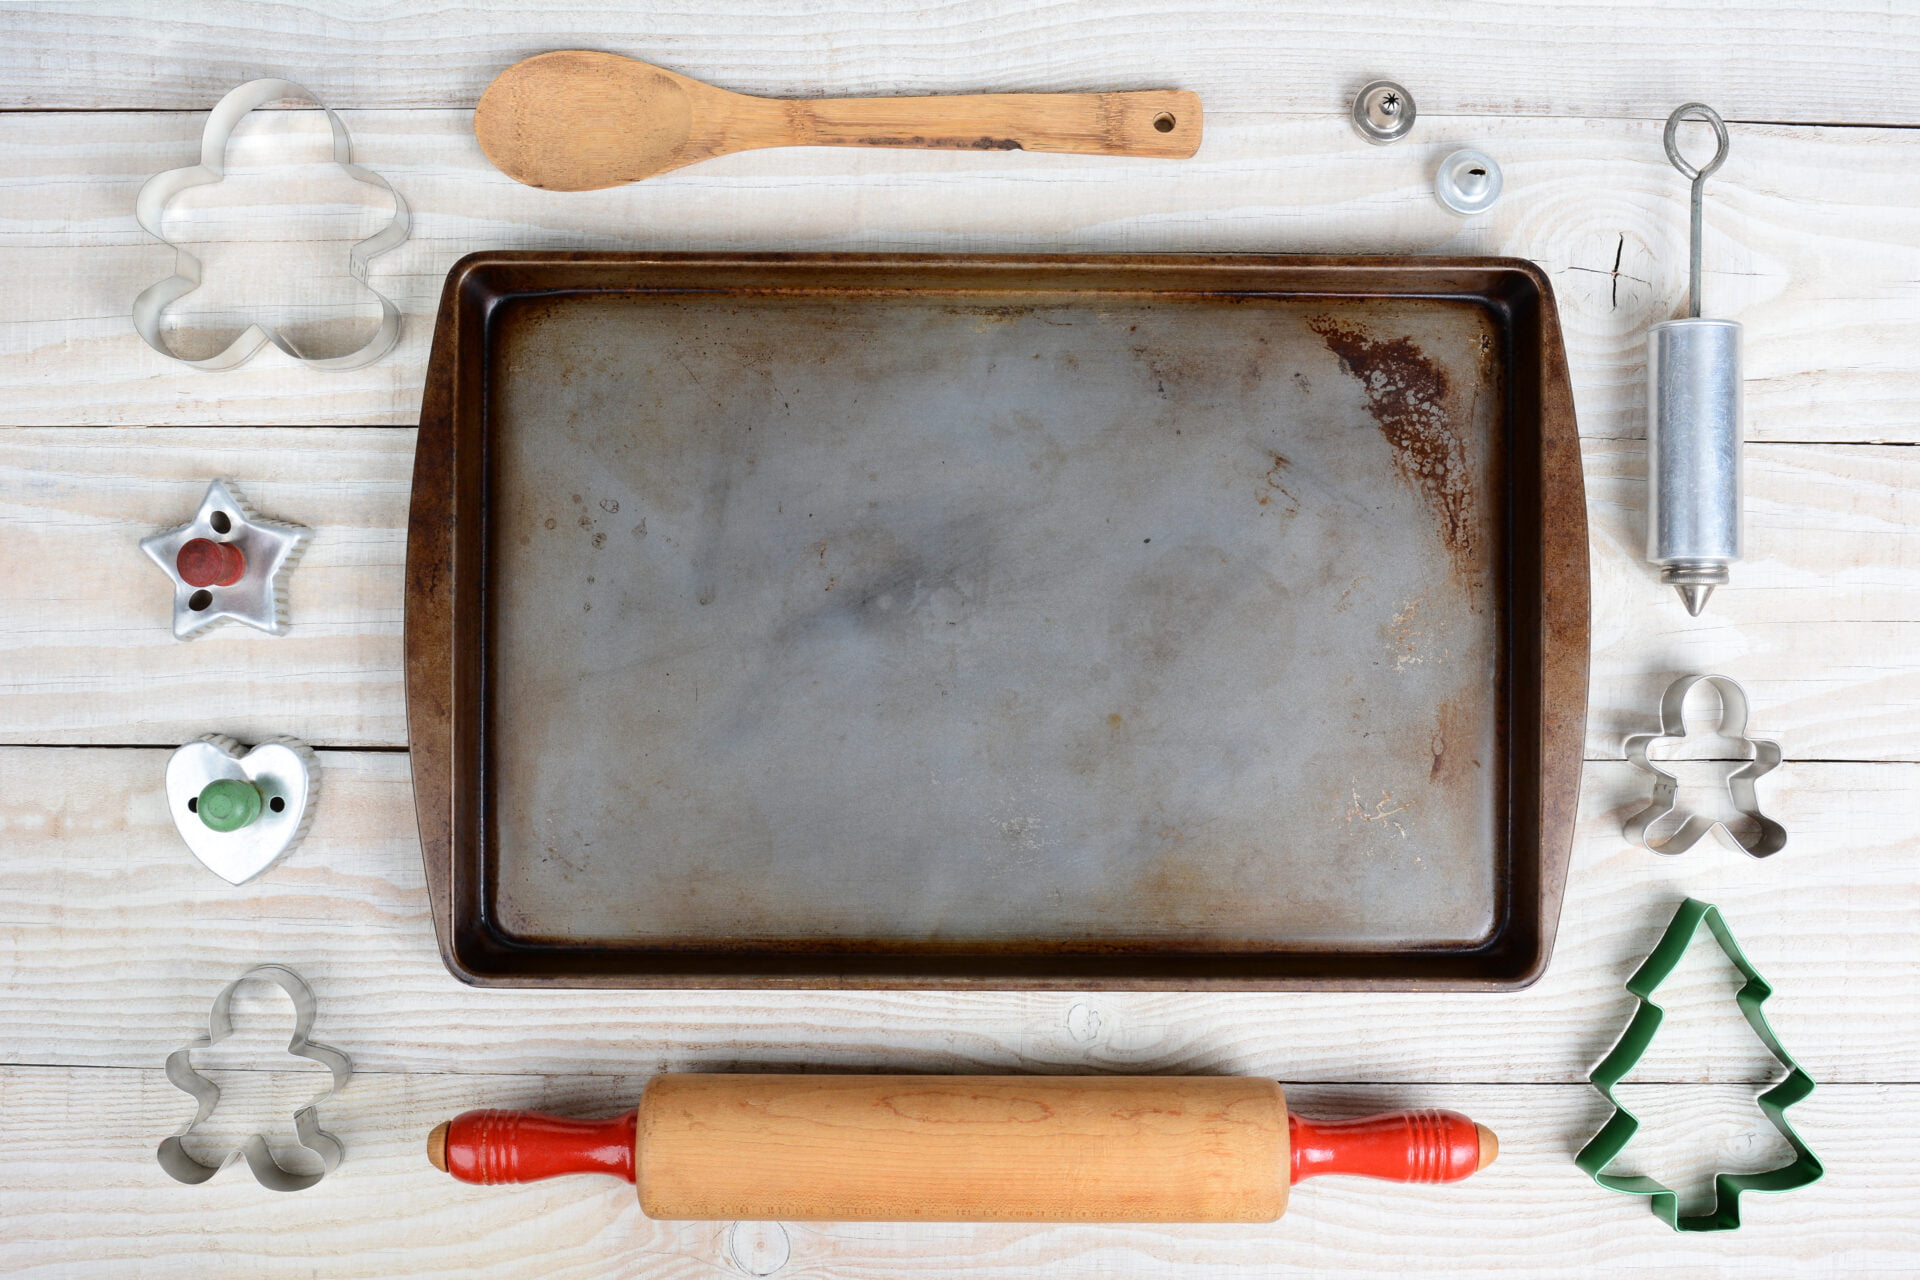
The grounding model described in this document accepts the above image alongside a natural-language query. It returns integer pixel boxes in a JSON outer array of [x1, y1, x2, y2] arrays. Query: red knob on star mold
[[177, 538, 246, 588]]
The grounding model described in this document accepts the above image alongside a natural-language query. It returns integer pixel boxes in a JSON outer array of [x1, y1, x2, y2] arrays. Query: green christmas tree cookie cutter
[[1576, 898, 1822, 1230]]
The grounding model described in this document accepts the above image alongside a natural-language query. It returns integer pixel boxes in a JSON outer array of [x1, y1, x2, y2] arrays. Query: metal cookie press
[[1646, 103, 1742, 616]]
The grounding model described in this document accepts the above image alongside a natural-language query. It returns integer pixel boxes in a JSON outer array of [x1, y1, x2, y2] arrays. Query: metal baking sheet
[[406, 253, 1587, 988]]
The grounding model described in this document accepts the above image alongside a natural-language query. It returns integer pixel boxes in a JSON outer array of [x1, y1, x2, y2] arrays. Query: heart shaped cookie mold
[[166, 734, 319, 884]]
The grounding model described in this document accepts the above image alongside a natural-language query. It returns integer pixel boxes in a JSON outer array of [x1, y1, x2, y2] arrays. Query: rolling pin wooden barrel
[[427, 1075, 1496, 1222]]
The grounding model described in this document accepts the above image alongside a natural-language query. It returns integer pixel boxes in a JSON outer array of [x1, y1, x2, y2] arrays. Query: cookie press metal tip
[[1647, 103, 1740, 617]]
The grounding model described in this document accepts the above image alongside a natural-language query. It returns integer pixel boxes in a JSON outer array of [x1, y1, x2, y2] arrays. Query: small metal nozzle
[[1658, 560, 1728, 618], [1675, 583, 1715, 616], [1351, 80, 1416, 145]]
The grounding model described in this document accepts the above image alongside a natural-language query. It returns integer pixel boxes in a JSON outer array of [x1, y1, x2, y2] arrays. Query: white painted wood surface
[[3, 4, 1917, 1275], [3, 748, 1915, 1079], [4, 1069, 1914, 1278], [4, 111, 1917, 443], [4, 0, 1918, 122]]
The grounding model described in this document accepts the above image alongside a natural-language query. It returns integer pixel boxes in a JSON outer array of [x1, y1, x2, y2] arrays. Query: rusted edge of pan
[[405, 251, 1588, 990]]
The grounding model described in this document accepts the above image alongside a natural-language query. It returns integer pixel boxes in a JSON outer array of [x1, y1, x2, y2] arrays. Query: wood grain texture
[[1581, 441, 1920, 762], [7, 432, 1918, 762], [1, 748, 1914, 1081], [0, 111, 1915, 441], [0, 428, 410, 747], [3, 0, 1918, 123], [2, 1067, 1913, 1279]]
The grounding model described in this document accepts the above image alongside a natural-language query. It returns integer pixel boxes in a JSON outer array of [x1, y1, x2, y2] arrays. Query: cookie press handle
[[428, 1075, 1496, 1222]]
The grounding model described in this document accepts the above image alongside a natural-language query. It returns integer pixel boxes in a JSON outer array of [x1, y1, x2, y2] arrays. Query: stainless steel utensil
[[1646, 103, 1740, 617]]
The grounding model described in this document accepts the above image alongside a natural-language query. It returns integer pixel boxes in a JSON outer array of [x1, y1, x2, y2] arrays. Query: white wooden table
[[4, 4, 1918, 1275]]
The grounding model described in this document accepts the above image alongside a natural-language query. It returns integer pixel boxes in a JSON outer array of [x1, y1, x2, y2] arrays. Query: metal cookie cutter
[[158, 965, 351, 1191], [1625, 674, 1785, 857], [140, 478, 308, 638], [1576, 898, 1821, 1231], [166, 734, 319, 884], [134, 78, 409, 370]]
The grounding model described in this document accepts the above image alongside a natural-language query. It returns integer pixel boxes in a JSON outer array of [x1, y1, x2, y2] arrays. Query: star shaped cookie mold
[[141, 479, 307, 638]]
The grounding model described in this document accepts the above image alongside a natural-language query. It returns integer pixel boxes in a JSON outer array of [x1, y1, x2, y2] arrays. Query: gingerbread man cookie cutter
[[157, 965, 351, 1191], [1624, 674, 1786, 858], [134, 78, 409, 370]]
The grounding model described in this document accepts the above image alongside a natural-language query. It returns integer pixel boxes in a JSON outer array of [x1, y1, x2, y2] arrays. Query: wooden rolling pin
[[427, 1074, 1496, 1222]]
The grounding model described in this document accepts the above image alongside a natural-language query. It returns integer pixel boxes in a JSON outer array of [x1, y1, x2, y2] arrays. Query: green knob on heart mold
[[197, 778, 263, 832]]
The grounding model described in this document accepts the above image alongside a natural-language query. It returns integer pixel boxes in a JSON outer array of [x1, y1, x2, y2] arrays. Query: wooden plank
[[1, 1065, 1911, 1278], [7, 431, 1918, 761], [0, 110, 1915, 441], [0, 748, 1913, 1081], [0, 428, 410, 748], [4, 0, 1919, 123], [1583, 440, 1920, 764]]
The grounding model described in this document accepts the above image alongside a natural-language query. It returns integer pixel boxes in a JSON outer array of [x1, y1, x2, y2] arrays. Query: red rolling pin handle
[[432, 1108, 636, 1185], [1288, 1109, 1490, 1184]]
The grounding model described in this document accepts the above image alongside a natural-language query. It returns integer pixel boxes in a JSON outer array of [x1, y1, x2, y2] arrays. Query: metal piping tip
[[1676, 583, 1714, 616]]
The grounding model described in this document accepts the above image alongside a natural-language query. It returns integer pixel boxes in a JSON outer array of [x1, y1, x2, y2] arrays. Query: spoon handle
[[752, 89, 1201, 159]]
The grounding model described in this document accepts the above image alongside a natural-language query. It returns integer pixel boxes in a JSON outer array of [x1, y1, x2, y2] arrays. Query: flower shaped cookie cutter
[[1624, 674, 1787, 858], [134, 78, 409, 370], [156, 964, 351, 1191]]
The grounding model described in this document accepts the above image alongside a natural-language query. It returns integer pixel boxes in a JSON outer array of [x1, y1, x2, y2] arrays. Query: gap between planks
[[14, 1063, 1877, 1087], [8, 104, 1920, 130]]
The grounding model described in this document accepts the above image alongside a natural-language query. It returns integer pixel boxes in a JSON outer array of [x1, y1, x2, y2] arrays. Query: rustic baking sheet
[[406, 253, 1586, 988]]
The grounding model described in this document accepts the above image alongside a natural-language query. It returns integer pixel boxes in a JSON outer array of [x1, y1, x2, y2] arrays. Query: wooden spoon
[[476, 51, 1202, 190]]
